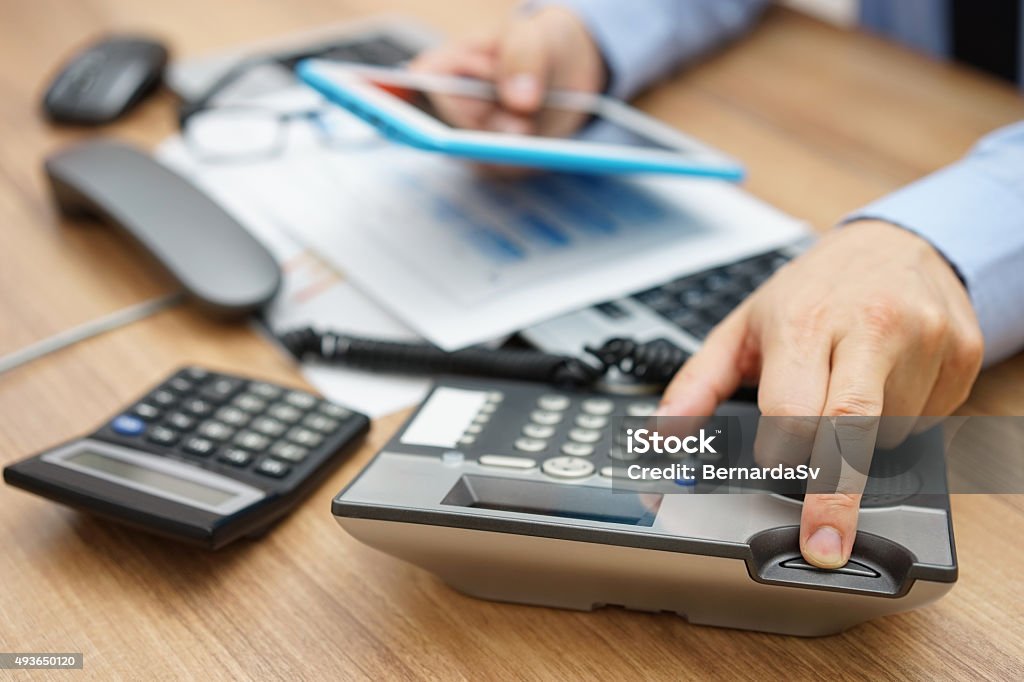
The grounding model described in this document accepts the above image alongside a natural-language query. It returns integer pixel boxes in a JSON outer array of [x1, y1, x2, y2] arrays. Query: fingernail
[[504, 73, 540, 105], [804, 526, 845, 568]]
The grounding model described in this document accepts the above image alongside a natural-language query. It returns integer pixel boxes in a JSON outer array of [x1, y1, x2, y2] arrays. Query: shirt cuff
[[845, 158, 1024, 366]]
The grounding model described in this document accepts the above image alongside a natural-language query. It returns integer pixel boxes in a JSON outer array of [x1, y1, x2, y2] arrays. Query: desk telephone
[[333, 376, 957, 636]]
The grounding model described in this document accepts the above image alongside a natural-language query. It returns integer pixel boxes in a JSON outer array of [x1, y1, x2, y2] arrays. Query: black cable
[[277, 327, 692, 390], [279, 327, 604, 388]]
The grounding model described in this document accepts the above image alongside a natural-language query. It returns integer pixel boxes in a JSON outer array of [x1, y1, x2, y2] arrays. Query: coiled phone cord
[[278, 327, 692, 390]]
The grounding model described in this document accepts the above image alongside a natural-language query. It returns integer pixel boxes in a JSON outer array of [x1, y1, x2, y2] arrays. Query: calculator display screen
[[67, 451, 237, 507]]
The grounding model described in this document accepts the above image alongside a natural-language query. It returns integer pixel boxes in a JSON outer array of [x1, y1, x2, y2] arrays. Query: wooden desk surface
[[1, 1, 1022, 679]]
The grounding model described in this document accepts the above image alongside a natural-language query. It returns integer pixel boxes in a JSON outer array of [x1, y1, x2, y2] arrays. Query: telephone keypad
[[398, 380, 730, 485]]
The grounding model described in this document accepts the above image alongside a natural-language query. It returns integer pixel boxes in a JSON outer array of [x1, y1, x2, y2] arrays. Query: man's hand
[[409, 6, 606, 137], [658, 220, 984, 568]]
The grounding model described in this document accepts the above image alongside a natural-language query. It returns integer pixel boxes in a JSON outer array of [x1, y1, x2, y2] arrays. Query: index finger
[[800, 335, 888, 568]]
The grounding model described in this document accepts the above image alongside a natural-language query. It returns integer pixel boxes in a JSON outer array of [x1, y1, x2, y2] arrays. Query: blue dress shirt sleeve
[[526, 0, 772, 99], [846, 122, 1024, 366]]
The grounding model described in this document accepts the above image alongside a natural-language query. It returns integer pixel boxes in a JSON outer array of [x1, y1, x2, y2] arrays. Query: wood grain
[[0, 1, 1022, 679]]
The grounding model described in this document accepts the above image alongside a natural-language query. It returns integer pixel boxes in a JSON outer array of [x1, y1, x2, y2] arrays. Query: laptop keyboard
[[629, 250, 791, 340]]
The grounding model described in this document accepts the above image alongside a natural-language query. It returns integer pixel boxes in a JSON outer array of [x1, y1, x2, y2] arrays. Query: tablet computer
[[295, 59, 745, 179]]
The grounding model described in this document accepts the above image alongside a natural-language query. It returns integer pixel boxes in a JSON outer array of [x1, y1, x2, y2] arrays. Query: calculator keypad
[[97, 367, 367, 487]]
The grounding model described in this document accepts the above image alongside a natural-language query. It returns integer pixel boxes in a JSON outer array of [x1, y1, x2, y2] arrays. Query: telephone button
[[581, 399, 614, 416], [522, 423, 555, 439], [561, 442, 594, 457], [530, 410, 563, 426], [575, 414, 607, 430], [514, 437, 547, 453], [480, 455, 536, 470], [537, 394, 571, 411], [626, 401, 658, 416], [780, 558, 880, 579], [542, 456, 595, 479], [568, 428, 601, 444]]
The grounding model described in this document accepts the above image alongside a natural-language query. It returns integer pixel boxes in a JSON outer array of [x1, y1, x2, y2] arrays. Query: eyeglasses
[[178, 56, 383, 162]]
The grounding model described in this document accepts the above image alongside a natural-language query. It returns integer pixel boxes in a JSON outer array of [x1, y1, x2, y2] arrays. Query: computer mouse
[[42, 35, 168, 125]]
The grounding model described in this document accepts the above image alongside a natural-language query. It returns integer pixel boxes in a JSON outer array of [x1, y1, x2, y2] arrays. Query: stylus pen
[[0, 292, 184, 376]]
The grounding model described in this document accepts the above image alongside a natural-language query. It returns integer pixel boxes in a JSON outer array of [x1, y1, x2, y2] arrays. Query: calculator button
[[111, 414, 145, 436], [479, 402, 499, 414], [183, 398, 215, 417], [215, 406, 250, 427], [600, 466, 616, 478], [234, 431, 271, 452], [522, 423, 555, 439], [479, 455, 536, 469], [231, 393, 266, 414], [458, 435, 476, 446], [183, 367, 209, 381], [575, 414, 607, 430], [268, 403, 303, 423], [581, 398, 615, 416], [269, 441, 309, 463], [149, 389, 177, 407], [165, 412, 196, 430], [465, 423, 484, 435], [132, 403, 162, 421], [302, 413, 339, 433], [248, 382, 283, 400], [627, 401, 658, 417], [537, 394, 571, 411], [472, 413, 491, 426], [486, 391, 505, 403], [182, 437, 216, 457], [218, 448, 253, 467], [561, 442, 595, 457], [514, 437, 547, 453], [197, 420, 236, 441], [147, 426, 180, 446], [287, 427, 323, 448], [318, 403, 352, 419], [251, 417, 287, 437], [166, 376, 194, 393], [200, 378, 243, 403], [530, 410, 563, 426], [542, 456, 595, 479], [255, 458, 291, 479], [284, 391, 318, 409], [568, 428, 602, 444]]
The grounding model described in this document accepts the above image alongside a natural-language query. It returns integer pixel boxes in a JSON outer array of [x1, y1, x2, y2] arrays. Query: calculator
[[5, 367, 369, 549], [333, 377, 957, 637]]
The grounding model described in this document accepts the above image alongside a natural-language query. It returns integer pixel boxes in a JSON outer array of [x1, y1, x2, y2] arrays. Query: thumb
[[658, 307, 752, 417], [495, 20, 550, 113]]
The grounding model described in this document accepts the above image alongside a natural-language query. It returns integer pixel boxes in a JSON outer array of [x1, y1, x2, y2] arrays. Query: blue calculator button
[[111, 414, 145, 436]]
